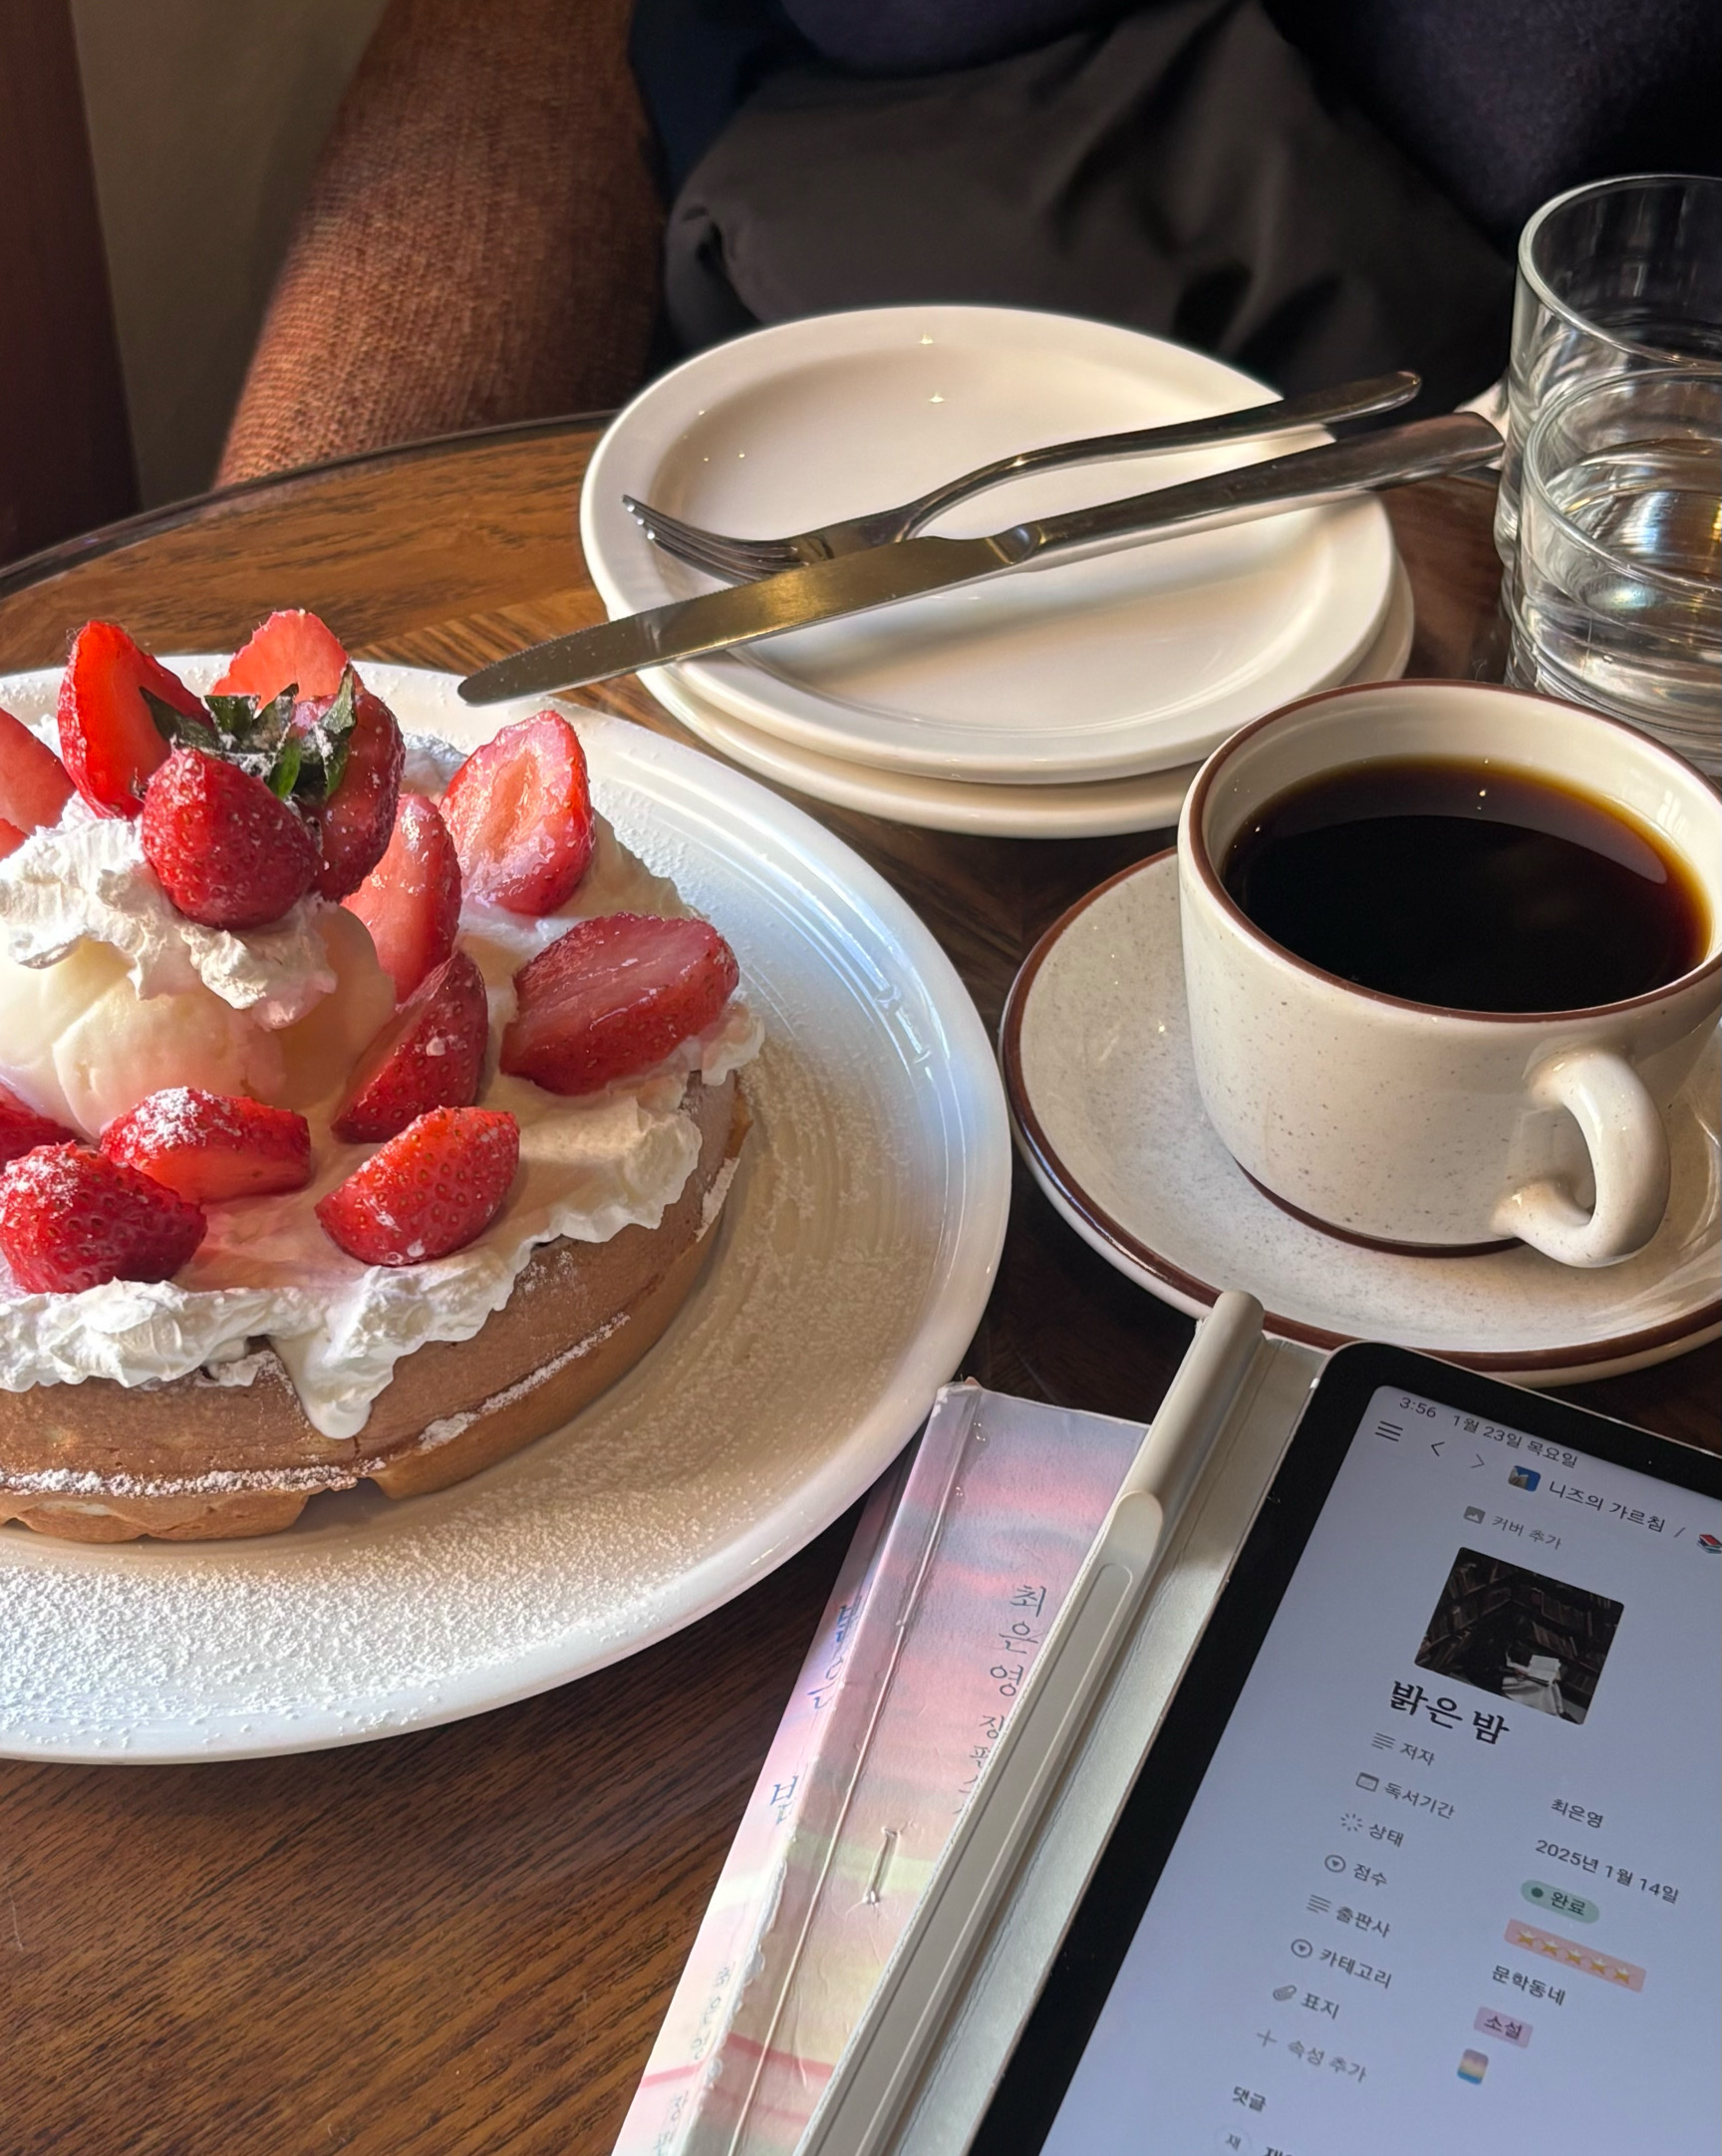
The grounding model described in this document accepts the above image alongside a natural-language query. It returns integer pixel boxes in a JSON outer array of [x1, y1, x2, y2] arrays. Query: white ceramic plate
[[0, 662, 1011, 1761], [581, 306, 1397, 783], [643, 667, 1198, 837], [1003, 852, 1721, 1385], [641, 563, 1414, 838]]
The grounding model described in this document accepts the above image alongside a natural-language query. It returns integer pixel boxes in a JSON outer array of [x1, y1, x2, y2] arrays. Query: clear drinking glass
[[1507, 367, 1721, 774], [1496, 174, 1722, 569]]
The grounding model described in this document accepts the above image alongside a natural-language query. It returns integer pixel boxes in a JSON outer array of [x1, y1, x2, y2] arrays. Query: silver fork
[[623, 370, 1418, 581]]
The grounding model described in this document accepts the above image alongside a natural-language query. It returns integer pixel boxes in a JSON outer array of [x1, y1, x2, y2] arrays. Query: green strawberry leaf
[[289, 666, 357, 801], [266, 734, 304, 800], [204, 683, 297, 756], [203, 691, 258, 740], [141, 673, 356, 803], [141, 686, 221, 754]]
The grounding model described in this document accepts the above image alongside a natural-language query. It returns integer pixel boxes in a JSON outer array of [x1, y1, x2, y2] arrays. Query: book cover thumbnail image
[[1414, 1549, 1623, 1725]]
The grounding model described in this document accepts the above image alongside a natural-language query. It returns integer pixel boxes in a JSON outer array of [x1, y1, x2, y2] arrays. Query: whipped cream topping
[[0, 741, 761, 1439], [398, 731, 466, 797], [0, 800, 339, 1026]]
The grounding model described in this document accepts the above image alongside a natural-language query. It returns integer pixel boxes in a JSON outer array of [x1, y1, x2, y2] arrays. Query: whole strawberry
[[0, 1143, 206, 1292], [141, 748, 320, 929], [316, 1106, 519, 1267], [300, 684, 404, 900]]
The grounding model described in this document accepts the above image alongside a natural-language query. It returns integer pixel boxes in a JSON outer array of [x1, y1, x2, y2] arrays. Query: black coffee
[[1221, 759, 1708, 1013]]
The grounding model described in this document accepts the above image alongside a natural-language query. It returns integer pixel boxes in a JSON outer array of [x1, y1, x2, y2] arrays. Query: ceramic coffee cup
[[1177, 681, 1722, 1267]]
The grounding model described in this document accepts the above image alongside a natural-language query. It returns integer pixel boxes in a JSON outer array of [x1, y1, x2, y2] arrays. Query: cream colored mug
[[1177, 682, 1721, 1267]]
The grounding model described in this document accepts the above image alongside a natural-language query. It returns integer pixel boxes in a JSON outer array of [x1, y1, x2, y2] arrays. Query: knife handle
[[1011, 412, 1502, 566]]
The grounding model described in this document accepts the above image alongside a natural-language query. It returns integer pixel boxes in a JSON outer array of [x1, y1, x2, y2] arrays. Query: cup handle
[[1492, 1049, 1669, 1267]]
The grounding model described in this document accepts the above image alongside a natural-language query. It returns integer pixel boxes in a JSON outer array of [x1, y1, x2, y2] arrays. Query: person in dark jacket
[[631, 0, 1721, 409]]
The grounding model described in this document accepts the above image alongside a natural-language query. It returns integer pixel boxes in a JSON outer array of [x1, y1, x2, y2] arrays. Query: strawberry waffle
[[0, 614, 758, 1541]]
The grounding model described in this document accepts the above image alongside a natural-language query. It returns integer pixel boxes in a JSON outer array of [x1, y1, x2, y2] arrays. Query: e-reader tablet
[[970, 1342, 1721, 2156]]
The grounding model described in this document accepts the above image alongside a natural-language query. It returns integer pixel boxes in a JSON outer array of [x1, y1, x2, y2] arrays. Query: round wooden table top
[[1, 423, 1715, 2156]]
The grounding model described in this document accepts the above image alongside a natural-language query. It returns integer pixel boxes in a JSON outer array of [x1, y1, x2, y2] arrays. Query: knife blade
[[458, 413, 1500, 705]]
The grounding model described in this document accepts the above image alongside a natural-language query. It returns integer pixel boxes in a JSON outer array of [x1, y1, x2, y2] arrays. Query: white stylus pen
[[799, 1289, 1268, 2156]]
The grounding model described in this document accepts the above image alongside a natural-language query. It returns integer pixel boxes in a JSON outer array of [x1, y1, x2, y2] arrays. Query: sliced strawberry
[[0, 1080, 81, 1164], [101, 1087, 312, 1202], [440, 712, 594, 916], [316, 1106, 518, 1267], [500, 912, 739, 1096], [141, 748, 320, 930], [0, 818, 25, 858], [0, 706, 74, 833], [302, 685, 404, 900], [211, 610, 350, 703], [343, 792, 461, 1002], [331, 948, 489, 1142], [0, 1142, 205, 1292], [57, 621, 203, 816]]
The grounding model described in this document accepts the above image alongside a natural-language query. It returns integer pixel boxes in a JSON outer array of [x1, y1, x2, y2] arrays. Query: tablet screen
[[1020, 1375, 1721, 2155]]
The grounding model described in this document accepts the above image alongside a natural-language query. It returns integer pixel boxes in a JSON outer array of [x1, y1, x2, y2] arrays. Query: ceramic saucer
[[1002, 851, 1721, 1384], [641, 564, 1412, 838], [582, 306, 1396, 783]]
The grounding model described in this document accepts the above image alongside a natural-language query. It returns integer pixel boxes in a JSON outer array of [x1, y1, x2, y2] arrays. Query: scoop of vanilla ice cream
[[0, 784, 399, 1132], [0, 939, 287, 1134], [0, 907, 399, 1135], [270, 906, 397, 1110]]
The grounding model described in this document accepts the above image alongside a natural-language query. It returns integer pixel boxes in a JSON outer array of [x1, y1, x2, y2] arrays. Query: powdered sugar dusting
[[115, 1085, 207, 1149], [0, 747, 760, 1436], [0, 664, 1008, 1760], [5, 1463, 363, 1498], [413, 1309, 629, 1453]]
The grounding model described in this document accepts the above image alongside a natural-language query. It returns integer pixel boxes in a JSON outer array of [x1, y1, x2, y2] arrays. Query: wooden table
[[1, 424, 1714, 2155]]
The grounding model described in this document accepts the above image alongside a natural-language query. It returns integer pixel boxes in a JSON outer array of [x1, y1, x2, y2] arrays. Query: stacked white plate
[[582, 307, 1413, 837]]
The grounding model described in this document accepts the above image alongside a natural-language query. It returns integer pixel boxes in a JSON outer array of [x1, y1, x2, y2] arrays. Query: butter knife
[[459, 414, 1499, 705]]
